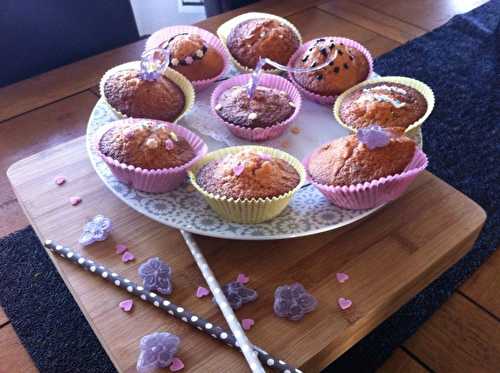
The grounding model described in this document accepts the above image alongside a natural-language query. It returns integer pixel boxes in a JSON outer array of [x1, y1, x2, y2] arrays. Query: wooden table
[[1, 1, 490, 372]]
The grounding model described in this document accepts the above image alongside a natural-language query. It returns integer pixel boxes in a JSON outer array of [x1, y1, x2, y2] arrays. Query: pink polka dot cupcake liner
[[287, 37, 374, 105], [145, 25, 230, 91], [303, 148, 428, 210], [210, 73, 302, 142], [95, 119, 208, 193]]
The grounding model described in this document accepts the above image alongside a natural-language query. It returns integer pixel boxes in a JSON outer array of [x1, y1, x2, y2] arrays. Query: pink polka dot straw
[[43, 239, 299, 373]]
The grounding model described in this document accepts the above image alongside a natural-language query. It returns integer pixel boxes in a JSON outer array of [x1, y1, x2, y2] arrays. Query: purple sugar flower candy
[[139, 257, 173, 295], [273, 283, 317, 321], [137, 332, 180, 373], [78, 215, 112, 246], [233, 163, 245, 176], [216, 281, 258, 310], [357, 125, 391, 150]]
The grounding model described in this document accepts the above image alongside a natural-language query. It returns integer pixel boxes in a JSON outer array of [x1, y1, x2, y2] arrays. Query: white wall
[[130, 0, 207, 36]]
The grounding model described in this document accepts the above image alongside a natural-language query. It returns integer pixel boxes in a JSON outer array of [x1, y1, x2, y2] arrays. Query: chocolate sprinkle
[[316, 74, 323, 81], [337, 49, 343, 55], [320, 48, 328, 57], [329, 61, 334, 66], [343, 63, 349, 69], [302, 55, 309, 62], [317, 38, 325, 42], [311, 61, 317, 68], [349, 55, 354, 61], [329, 43, 335, 50], [333, 66, 340, 74]]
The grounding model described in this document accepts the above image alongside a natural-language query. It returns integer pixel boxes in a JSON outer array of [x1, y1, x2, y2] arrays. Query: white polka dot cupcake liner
[[303, 148, 428, 210], [287, 37, 374, 105], [210, 73, 302, 142], [333, 76, 436, 135], [188, 145, 306, 224], [145, 25, 231, 91], [216, 12, 303, 74], [99, 61, 195, 122], [95, 119, 208, 193]]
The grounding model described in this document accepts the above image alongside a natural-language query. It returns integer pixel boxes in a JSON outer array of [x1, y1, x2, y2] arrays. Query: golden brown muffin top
[[167, 33, 206, 62], [103, 69, 185, 122], [339, 82, 427, 129], [308, 129, 416, 186], [293, 38, 370, 96], [215, 85, 295, 128], [196, 150, 300, 199], [99, 119, 195, 170], [227, 18, 300, 69]]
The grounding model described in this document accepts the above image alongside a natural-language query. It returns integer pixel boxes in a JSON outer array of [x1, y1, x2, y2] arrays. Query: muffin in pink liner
[[95, 119, 208, 193], [210, 73, 302, 142], [304, 128, 428, 209], [145, 25, 230, 91], [288, 37, 373, 105]]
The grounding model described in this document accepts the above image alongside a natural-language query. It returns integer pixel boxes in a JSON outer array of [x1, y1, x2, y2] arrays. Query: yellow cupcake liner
[[188, 145, 306, 224], [216, 12, 303, 74], [99, 61, 195, 123], [333, 76, 435, 134]]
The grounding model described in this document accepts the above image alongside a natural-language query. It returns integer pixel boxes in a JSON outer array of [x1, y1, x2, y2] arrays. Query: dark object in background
[[204, 0, 257, 17], [0, 0, 139, 87]]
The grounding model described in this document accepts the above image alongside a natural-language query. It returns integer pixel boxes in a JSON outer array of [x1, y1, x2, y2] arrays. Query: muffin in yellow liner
[[333, 76, 435, 134], [216, 12, 302, 74], [99, 61, 195, 123], [188, 145, 306, 224]]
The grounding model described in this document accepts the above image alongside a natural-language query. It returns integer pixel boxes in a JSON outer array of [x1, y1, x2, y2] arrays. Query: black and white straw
[[43, 240, 301, 373]]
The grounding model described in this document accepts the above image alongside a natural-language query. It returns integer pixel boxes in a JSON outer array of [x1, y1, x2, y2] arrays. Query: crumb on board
[[186, 184, 195, 192], [291, 126, 301, 135], [280, 140, 290, 149]]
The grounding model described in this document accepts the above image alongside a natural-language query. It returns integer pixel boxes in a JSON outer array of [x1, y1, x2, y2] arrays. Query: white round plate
[[87, 95, 421, 240]]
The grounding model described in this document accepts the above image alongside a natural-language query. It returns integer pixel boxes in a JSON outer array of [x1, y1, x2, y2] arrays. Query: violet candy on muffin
[[97, 119, 207, 193], [292, 37, 371, 97], [305, 126, 427, 209], [227, 18, 300, 70], [338, 82, 428, 130], [189, 146, 305, 223]]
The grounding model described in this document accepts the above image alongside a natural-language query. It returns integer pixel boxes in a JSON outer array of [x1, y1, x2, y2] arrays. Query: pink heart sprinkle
[[336, 272, 349, 283], [169, 357, 184, 372], [165, 139, 175, 150], [236, 273, 249, 284], [233, 163, 245, 176], [116, 244, 128, 254], [119, 299, 134, 312], [196, 286, 210, 298], [338, 297, 352, 310], [69, 196, 81, 206], [122, 251, 135, 263], [241, 318, 255, 330], [54, 176, 66, 185]]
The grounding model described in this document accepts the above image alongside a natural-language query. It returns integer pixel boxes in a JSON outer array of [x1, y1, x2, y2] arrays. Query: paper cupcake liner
[[287, 37, 374, 105], [210, 73, 302, 142], [188, 145, 306, 224], [333, 76, 435, 134], [99, 61, 195, 122], [145, 25, 230, 91], [304, 148, 428, 210], [217, 12, 303, 74], [95, 119, 208, 193]]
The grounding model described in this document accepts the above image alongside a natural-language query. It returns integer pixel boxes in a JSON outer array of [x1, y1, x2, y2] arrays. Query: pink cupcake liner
[[145, 25, 230, 91], [210, 73, 302, 142], [304, 148, 428, 210], [287, 37, 374, 105], [95, 119, 208, 193]]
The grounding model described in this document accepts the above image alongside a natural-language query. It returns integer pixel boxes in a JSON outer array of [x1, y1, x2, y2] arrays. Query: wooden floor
[[0, 0, 496, 372]]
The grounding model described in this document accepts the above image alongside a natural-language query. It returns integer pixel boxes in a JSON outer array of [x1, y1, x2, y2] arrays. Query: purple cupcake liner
[[304, 148, 428, 210], [95, 119, 208, 193], [145, 25, 230, 91], [287, 37, 374, 105], [210, 73, 302, 142]]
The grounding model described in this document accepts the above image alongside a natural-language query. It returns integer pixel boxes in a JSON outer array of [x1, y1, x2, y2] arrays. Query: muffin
[[339, 82, 428, 130], [227, 18, 300, 69], [161, 33, 225, 81], [308, 128, 416, 186], [293, 37, 370, 96], [102, 69, 185, 122], [197, 150, 300, 200], [99, 120, 195, 170], [215, 85, 295, 128]]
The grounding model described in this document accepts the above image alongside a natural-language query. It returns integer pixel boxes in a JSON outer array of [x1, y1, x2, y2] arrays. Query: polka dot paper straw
[[43, 240, 300, 373], [181, 231, 264, 373]]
